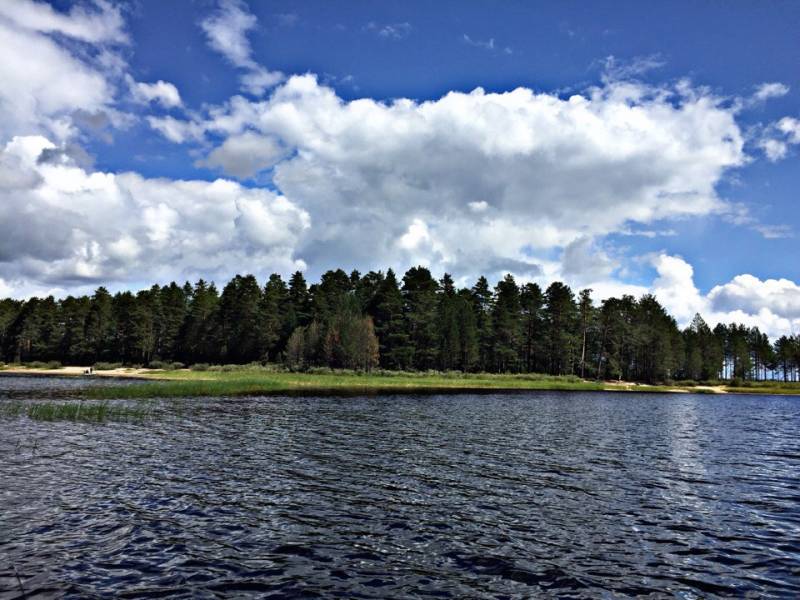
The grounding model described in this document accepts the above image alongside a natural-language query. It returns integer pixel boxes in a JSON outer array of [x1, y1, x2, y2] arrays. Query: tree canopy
[[2, 268, 798, 382]]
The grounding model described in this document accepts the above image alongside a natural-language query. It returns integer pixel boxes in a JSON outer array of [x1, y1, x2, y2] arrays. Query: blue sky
[[1, 0, 799, 335]]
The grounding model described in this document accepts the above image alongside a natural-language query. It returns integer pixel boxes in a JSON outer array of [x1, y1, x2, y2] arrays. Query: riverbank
[[4, 365, 799, 397]]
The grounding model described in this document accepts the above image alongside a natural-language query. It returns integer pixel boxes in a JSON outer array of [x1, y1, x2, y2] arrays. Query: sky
[[1, 0, 799, 337]]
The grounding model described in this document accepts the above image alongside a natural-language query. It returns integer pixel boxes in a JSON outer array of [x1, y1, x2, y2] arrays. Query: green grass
[[88, 369, 607, 399], [1, 400, 154, 422]]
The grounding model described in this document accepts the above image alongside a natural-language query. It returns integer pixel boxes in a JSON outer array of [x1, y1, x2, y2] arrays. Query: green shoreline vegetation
[[4, 363, 798, 399], [85, 369, 800, 399]]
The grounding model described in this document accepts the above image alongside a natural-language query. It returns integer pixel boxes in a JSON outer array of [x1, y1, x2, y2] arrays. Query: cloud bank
[[0, 0, 798, 340]]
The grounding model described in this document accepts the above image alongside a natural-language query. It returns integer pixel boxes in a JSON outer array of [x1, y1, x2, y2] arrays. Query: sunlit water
[[1, 376, 799, 598]]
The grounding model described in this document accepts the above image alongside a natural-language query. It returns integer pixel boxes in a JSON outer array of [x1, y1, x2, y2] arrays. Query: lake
[[1, 376, 799, 598]]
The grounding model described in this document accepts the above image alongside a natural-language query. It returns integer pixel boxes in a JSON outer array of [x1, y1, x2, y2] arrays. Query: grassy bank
[[87, 369, 607, 399], [5, 363, 800, 398]]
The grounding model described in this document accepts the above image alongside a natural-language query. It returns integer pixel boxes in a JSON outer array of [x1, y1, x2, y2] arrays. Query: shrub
[[25, 361, 61, 369], [93, 362, 123, 371], [148, 360, 185, 371], [190, 363, 210, 371]]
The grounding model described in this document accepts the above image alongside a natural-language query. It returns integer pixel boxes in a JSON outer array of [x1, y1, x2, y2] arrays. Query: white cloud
[[0, 19, 115, 140], [151, 74, 745, 279], [365, 21, 411, 39], [240, 67, 285, 96], [648, 254, 800, 338], [129, 78, 182, 108], [753, 82, 790, 102], [759, 138, 788, 161], [778, 117, 800, 142], [468, 200, 489, 213], [752, 224, 793, 239], [759, 116, 800, 162], [199, 131, 287, 178], [463, 34, 512, 54], [200, 0, 283, 94], [146, 116, 205, 143], [0, 0, 127, 43], [0, 135, 309, 293]]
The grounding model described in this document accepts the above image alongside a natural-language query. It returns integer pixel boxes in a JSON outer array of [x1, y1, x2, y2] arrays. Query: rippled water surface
[[1, 376, 799, 598]]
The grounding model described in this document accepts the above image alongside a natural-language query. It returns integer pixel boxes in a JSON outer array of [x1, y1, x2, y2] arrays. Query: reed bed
[[1, 400, 154, 422]]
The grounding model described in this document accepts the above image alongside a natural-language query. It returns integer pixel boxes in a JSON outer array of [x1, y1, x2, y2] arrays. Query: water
[[1, 376, 799, 598]]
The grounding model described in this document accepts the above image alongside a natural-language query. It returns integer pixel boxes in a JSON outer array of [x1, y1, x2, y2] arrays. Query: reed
[[1, 400, 153, 422]]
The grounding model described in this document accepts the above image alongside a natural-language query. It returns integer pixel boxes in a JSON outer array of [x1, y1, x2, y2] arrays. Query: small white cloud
[[365, 21, 412, 39], [759, 137, 788, 161], [462, 34, 512, 55], [601, 54, 665, 81], [758, 116, 800, 162], [201, 0, 258, 68], [468, 200, 489, 213], [778, 117, 800, 142], [753, 224, 793, 239], [463, 33, 495, 51], [753, 82, 790, 102], [398, 218, 430, 250], [129, 78, 182, 108], [146, 116, 204, 143], [200, 0, 284, 94]]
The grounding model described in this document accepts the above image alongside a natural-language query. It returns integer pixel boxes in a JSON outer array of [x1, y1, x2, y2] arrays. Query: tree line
[[2, 267, 799, 382]]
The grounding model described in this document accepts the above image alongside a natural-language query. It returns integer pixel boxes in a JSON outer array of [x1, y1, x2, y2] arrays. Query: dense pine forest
[[1, 267, 799, 383]]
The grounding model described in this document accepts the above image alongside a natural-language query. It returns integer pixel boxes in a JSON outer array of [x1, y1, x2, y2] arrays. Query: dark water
[[1, 377, 799, 598]]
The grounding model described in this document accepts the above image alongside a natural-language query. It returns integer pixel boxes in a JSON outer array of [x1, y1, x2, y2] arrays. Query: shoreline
[[4, 366, 797, 397]]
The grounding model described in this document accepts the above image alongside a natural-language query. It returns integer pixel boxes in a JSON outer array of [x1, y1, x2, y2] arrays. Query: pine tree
[[372, 269, 411, 369], [520, 283, 543, 373], [543, 282, 577, 375], [491, 274, 522, 372], [402, 266, 439, 370], [471, 276, 494, 370]]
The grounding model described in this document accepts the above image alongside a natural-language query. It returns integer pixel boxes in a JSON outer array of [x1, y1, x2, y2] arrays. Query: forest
[[1, 267, 799, 383]]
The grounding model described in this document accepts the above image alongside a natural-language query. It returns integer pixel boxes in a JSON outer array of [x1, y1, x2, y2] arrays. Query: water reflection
[[1, 377, 799, 598]]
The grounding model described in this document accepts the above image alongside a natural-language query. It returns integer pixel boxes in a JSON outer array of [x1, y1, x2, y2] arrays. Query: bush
[[190, 363, 210, 371], [147, 361, 185, 371], [25, 361, 61, 369], [94, 362, 123, 371]]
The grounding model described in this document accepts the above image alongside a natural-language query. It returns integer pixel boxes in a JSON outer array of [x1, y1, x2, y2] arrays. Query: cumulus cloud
[[148, 74, 745, 279], [648, 254, 800, 338], [0, 135, 309, 292], [200, 0, 283, 95], [0, 18, 115, 140]]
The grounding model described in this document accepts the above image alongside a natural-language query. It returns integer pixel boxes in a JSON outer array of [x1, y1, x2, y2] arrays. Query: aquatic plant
[[1, 400, 154, 422]]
